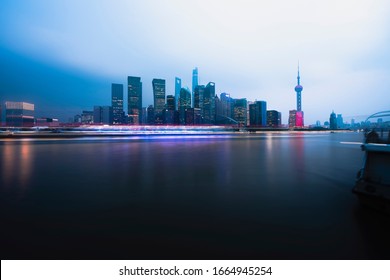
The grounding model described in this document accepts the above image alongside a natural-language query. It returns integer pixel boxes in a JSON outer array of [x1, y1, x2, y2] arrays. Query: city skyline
[[0, 0, 389, 124]]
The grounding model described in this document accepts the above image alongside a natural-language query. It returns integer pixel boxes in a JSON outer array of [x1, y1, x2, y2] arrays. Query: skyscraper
[[288, 110, 297, 128], [330, 111, 337, 129], [152, 78, 166, 124], [203, 82, 215, 124], [179, 88, 191, 124], [164, 95, 176, 124], [147, 105, 155, 125], [175, 77, 181, 110], [5, 101, 34, 127], [249, 101, 267, 126], [93, 106, 113, 125], [192, 67, 198, 94], [166, 95, 176, 111], [194, 85, 205, 114], [233, 98, 247, 126], [220, 93, 233, 120], [111, 83, 123, 124], [267, 110, 281, 127], [337, 114, 344, 129], [128, 76, 142, 124]]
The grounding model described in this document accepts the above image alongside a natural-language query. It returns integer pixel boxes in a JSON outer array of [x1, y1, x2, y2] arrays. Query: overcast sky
[[1, 0, 389, 124]]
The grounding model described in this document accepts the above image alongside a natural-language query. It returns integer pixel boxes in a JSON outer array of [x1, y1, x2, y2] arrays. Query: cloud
[[1, 0, 389, 124]]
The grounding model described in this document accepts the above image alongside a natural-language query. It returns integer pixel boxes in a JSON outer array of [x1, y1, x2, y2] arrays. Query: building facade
[[233, 98, 247, 125], [203, 82, 215, 124], [166, 95, 176, 111], [330, 111, 337, 129], [175, 77, 181, 111], [5, 101, 35, 127], [93, 106, 113, 125], [128, 76, 142, 124], [152, 79, 166, 124], [179, 88, 191, 124], [152, 79, 166, 115], [192, 67, 198, 95], [267, 110, 281, 127], [249, 101, 267, 126], [111, 83, 124, 124]]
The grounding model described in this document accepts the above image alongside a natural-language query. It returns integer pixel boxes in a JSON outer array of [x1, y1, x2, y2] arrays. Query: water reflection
[[1, 140, 33, 194], [2, 133, 389, 259]]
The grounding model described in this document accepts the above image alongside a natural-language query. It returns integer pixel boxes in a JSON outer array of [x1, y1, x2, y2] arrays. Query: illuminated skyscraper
[[147, 105, 155, 125], [192, 67, 198, 94], [5, 101, 34, 127], [179, 88, 191, 124], [203, 82, 215, 124], [166, 95, 176, 111], [175, 77, 181, 110], [194, 85, 205, 114], [267, 110, 281, 127], [164, 95, 176, 124], [152, 78, 166, 124], [128, 76, 142, 124], [288, 110, 297, 128], [233, 98, 247, 125], [249, 101, 267, 126], [111, 83, 124, 124], [330, 111, 337, 129]]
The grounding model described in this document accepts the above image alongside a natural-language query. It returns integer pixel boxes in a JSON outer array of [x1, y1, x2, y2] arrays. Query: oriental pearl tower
[[292, 63, 304, 127], [295, 64, 303, 111]]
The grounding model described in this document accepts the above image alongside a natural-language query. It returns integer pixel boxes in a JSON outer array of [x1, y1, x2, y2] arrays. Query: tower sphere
[[295, 85, 303, 92]]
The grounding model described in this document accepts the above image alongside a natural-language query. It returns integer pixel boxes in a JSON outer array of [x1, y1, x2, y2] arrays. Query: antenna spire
[[297, 61, 300, 85]]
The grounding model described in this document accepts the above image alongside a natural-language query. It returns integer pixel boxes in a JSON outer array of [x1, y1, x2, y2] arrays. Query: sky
[[1, 0, 389, 124]]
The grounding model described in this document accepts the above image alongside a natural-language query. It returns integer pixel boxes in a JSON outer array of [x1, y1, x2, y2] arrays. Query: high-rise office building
[[179, 88, 191, 124], [267, 110, 281, 127], [93, 106, 102, 124], [220, 93, 233, 120], [194, 85, 205, 116], [215, 94, 234, 124], [164, 95, 176, 124], [147, 105, 155, 125], [192, 67, 198, 94], [152, 79, 165, 124], [249, 101, 267, 126], [330, 111, 337, 129], [233, 98, 247, 125], [128, 76, 142, 124], [215, 95, 222, 124], [288, 110, 297, 128], [337, 114, 344, 129], [203, 82, 215, 124], [175, 77, 181, 110], [166, 95, 176, 111], [111, 83, 124, 124], [152, 79, 166, 115], [93, 106, 113, 125], [5, 101, 34, 127]]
